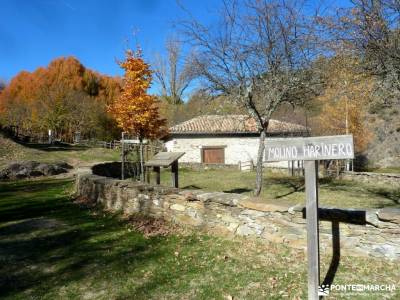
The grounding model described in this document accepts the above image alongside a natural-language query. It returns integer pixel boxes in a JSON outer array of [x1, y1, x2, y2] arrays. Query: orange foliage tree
[[0, 57, 121, 141], [108, 49, 167, 178], [315, 55, 374, 153]]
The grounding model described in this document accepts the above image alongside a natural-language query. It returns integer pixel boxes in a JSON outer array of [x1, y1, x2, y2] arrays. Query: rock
[[288, 204, 304, 214], [37, 163, 60, 176], [0, 161, 71, 180], [185, 201, 205, 210], [197, 192, 244, 206], [55, 162, 73, 170], [238, 198, 288, 212], [370, 244, 399, 260], [220, 214, 239, 224], [227, 222, 239, 232], [377, 208, 400, 224], [170, 204, 186, 211], [236, 224, 256, 236], [240, 209, 266, 217], [174, 214, 203, 227], [179, 191, 198, 201], [366, 210, 380, 227]]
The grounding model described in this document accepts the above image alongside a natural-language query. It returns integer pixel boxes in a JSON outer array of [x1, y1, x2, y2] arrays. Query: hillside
[[0, 134, 120, 168], [366, 106, 400, 168]]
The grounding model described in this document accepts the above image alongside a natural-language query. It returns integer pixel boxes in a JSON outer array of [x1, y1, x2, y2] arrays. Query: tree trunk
[[254, 129, 266, 196]]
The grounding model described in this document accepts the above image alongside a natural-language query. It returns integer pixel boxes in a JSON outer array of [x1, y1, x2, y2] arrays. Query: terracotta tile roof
[[170, 115, 307, 135]]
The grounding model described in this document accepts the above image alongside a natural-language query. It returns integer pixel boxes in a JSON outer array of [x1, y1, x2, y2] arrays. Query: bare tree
[[153, 37, 196, 104], [323, 0, 400, 105], [179, 0, 318, 195]]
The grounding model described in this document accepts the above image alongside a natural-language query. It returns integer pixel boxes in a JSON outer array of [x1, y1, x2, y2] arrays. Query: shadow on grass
[[0, 179, 71, 194], [182, 184, 202, 190], [366, 187, 400, 206], [224, 188, 253, 194], [8, 134, 89, 152], [0, 179, 177, 299], [19, 143, 89, 152], [265, 176, 305, 198]]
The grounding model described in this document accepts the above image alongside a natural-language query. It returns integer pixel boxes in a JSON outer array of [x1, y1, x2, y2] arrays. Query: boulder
[[0, 161, 72, 180]]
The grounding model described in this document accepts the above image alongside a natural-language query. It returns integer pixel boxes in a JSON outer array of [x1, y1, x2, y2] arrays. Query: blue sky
[[0, 0, 350, 93], [0, 0, 220, 86]]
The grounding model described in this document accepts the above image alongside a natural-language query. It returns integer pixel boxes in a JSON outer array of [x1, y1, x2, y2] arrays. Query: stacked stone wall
[[76, 173, 400, 260], [341, 171, 400, 187]]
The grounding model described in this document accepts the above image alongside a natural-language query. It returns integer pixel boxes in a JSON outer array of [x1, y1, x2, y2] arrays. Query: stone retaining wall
[[341, 171, 400, 187], [76, 173, 400, 260]]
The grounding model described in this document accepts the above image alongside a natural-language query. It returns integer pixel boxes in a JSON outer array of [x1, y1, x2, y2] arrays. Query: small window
[[201, 147, 225, 164]]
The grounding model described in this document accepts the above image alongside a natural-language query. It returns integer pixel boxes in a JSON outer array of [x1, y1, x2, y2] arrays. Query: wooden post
[[336, 161, 340, 177], [171, 161, 178, 188], [139, 141, 144, 182], [153, 166, 161, 185], [305, 160, 320, 300], [121, 132, 125, 180]]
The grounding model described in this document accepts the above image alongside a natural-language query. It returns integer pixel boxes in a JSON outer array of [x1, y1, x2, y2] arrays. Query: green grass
[[0, 179, 399, 299], [0, 134, 120, 168], [19, 146, 121, 164], [157, 168, 400, 209], [367, 167, 400, 174]]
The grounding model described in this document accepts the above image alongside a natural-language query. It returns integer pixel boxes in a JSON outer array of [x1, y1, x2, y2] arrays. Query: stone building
[[164, 115, 308, 167]]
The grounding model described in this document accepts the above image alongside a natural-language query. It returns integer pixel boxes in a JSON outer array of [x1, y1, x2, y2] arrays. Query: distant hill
[[366, 108, 400, 168]]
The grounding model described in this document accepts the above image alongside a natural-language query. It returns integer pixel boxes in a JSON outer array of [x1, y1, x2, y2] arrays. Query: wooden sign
[[145, 152, 185, 188], [265, 135, 354, 162], [145, 152, 185, 167], [264, 134, 354, 299]]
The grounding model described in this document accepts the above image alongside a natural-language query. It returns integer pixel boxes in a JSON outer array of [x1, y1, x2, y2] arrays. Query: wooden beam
[[153, 166, 161, 185], [171, 161, 178, 188], [305, 160, 320, 300]]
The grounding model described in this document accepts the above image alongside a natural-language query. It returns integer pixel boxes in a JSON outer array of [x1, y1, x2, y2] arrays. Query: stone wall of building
[[165, 136, 289, 168], [76, 173, 400, 260]]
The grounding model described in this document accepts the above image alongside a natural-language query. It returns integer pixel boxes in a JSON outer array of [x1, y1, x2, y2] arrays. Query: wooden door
[[202, 147, 225, 164]]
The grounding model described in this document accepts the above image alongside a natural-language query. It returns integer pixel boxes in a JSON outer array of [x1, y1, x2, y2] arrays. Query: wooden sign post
[[265, 135, 354, 299], [144, 152, 185, 188]]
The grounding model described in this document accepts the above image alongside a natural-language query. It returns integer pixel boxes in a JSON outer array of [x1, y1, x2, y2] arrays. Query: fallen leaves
[[127, 214, 177, 238], [73, 195, 96, 208]]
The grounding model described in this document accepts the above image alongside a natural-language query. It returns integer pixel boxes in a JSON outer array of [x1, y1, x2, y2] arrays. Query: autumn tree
[[108, 49, 167, 179], [0, 57, 121, 142], [180, 0, 318, 195], [314, 55, 374, 153], [321, 0, 400, 107]]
